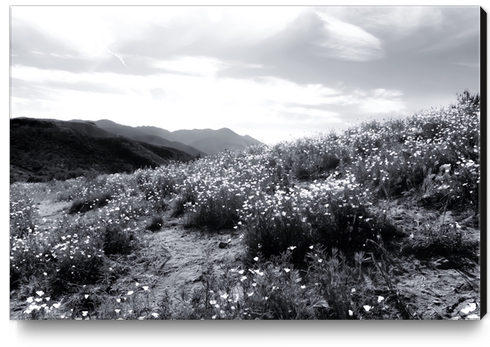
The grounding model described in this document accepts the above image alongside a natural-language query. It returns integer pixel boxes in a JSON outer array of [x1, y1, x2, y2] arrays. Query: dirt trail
[[36, 200, 71, 219], [392, 256, 480, 319], [121, 211, 245, 306], [381, 201, 481, 319], [88, 212, 244, 312], [30, 199, 244, 305]]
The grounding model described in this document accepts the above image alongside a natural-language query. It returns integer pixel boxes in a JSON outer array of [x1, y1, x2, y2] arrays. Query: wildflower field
[[10, 91, 482, 320]]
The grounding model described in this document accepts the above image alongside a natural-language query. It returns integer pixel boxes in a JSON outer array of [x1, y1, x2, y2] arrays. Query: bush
[[10, 219, 105, 296], [10, 193, 36, 238], [147, 215, 164, 232], [136, 167, 179, 212], [103, 225, 134, 256], [68, 192, 111, 214], [184, 186, 241, 230], [401, 220, 480, 261], [241, 173, 401, 267]]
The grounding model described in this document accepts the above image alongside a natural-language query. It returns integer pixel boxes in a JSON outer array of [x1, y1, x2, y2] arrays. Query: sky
[[9, 5, 481, 144]]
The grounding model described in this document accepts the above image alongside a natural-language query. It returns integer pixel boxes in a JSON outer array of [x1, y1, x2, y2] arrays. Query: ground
[[10, 195, 481, 320]]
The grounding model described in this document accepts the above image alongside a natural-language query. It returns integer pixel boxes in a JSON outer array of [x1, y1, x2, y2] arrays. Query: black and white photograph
[[9, 4, 484, 324]]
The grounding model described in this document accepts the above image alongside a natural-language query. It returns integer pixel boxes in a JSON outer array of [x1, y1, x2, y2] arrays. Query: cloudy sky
[[10, 5, 481, 144]]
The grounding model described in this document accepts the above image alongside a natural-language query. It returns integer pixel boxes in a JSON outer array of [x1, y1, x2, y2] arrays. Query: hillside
[[10, 118, 193, 183], [10, 92, 482, 320]]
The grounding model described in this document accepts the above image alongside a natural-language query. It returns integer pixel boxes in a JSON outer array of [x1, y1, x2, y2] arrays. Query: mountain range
[[10, 117, 262, 183], [93, 120, 262, 157]]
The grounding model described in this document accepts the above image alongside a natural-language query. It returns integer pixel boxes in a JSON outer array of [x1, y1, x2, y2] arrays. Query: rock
[[433, 257, 452, 269], [218, 241, 230, 249]]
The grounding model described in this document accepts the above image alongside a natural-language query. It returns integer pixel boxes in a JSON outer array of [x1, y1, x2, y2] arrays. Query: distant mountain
[[10, 117, 264, 183], [95, 120, 263, 156], [171, 128, 263, 155], [135, 125, 177, 142], [94, 120, 206, 157], [10, 118, 193, 183], [188, 137, 246, 156]]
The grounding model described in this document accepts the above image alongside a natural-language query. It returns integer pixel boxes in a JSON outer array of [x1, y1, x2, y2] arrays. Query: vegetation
[[10, 91, 481, 320]]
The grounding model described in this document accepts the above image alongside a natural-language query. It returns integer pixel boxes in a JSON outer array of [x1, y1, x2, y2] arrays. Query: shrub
[[342, 93, 480, 208], [68, 192, 111, 214], [402, 220, 480, 261], [10, 219, 105, 296], [10, 194, 36, 238], [147, 215, 164, 232], [103, 225, 134, 256], [135, 167, 180, 212], [305, 246, 410, 319], [184, 186, 241, 230], [270, 135, 342, 181], [242, 251, 316, 319], [241, 173, 401, 267]]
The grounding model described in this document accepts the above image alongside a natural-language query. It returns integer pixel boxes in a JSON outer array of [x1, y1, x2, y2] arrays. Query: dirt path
[[381, 201, 481, 320], [36, 200, 71, 219], [120, 211, 245, 307], [393, 256, 480, 319]]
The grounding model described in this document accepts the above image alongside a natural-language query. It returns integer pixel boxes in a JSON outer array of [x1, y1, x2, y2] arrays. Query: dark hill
[[10, 118, 193, 183], [56, 119, 115, 138]]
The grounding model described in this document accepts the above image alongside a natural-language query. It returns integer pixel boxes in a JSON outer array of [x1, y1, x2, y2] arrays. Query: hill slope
[[10, 118, 193, 183]]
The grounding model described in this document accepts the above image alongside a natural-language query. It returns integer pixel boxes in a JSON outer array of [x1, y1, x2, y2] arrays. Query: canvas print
[[10, 6, 483, 320]]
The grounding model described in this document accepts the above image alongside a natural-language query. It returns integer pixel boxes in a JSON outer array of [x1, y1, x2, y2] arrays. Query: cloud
[[313, 11, 384, 62], [11, 65, 125, 93], [358, 96, 406, 115], [9, 6, 480, 143], [320, 7, 444, 40], [343, 88, 406, 115], [106, 48, 129, 68], [451, 62, 479, 68], [11, 6, 302, 61], [149, 88, 166, 100], [11, 6, 153, 60], [152, 56, 228, 77], [11, 54, 405, 143], [274, 104, 341, 123]]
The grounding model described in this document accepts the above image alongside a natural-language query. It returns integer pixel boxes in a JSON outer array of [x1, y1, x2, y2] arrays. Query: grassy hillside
[[10, 92, 482, 320], [10, 118, 194, 183]]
